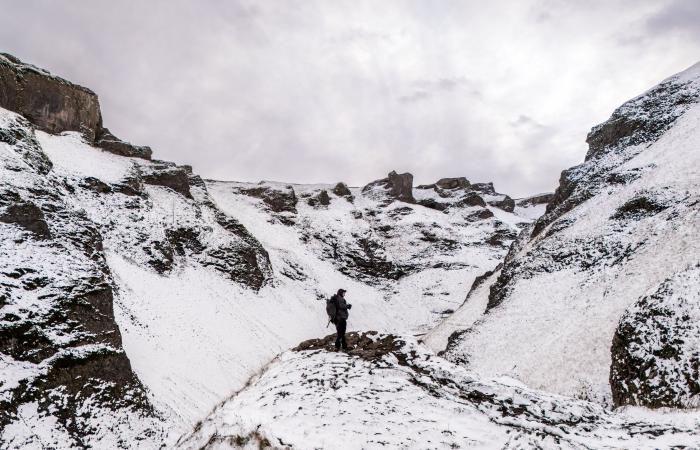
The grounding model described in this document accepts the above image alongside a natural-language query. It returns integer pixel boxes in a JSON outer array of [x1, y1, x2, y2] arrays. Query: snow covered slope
[[177, 332, 700, 450], [0, 110, 163, 448], [427, 62, 700, 407]]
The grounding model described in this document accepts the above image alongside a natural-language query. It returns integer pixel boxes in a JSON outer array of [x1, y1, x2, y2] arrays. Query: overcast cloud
[[1, 0, 698, 196]]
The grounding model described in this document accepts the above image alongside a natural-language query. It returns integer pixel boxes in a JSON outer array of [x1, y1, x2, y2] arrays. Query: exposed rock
[[0, 201, 51, 239], [294, 331, 402, 361], [532, 74, 700, 238], [0, 53, 152, 160], [307, 189, 330, 207], [362, 170, 415, 203], [80, 176, 112, 194], [417, 198, 448, 211], [516, 193, 554, 208], [465, 208, 494, 221], [471, 182, 496, 195], [0, 53, 102, 141], [239, 184, 298, 215], [95, 127, 152, 159], [610, 266, 700, 408], [455, 192, 486, 208], [611, 194, 668, 220], [487, 195, 515, 212], [435, 177, 470, 190], [332, 182, 352, 198], [140, 164, 192, 198], [0, 113, 161, 444]]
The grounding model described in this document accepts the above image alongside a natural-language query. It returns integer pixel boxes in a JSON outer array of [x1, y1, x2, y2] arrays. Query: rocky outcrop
[[0, 200, 51, 239], [362, 170, 415, 203], [0, 53, 151, 160], [0, 53, 102, 141], [332, 182, 353, 201], [307, 189, 330, 207], [140, 163, 193, 198], [610, 266, 700, 408], [435, 177, 470, 190], [516, 193, 553, 208], [95, 127, 152, 159], [487, 195, 515, 212]]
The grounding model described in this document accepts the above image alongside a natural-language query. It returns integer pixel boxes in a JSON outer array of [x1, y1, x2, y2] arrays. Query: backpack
[[326, 295, 337, 323]]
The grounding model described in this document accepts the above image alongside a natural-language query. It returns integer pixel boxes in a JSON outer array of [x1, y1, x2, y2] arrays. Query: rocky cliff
[[0, 53, 151, 158]]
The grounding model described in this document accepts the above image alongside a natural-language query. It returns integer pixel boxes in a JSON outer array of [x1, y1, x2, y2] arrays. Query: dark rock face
[[610, 266, 700, 408], [471, 182, 496, 195], [307, 189, 330, 207], [516, 193, 554, 208], [362, 170, 415, 203], [96, 127, 152, 159], [240, 185, 298, 214], [435, 177, 470, 190], [0, 53, 151, 160], [610, 194, 668, 220], [140, 163, 192, 198], [0, 201, 51, 239], [0, 53, 102, 141], [487, 195, 515, 212], [332, 182, 353, 199]]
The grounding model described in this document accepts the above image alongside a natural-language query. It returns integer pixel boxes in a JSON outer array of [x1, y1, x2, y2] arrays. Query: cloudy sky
[[2, 0, 698, 196]]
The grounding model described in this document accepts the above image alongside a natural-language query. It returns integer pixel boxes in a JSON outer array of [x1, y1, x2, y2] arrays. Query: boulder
[[435, 177, 470, 190], [332, 182, 352, 197], [0, 201, 51, 239], [610, 266, 700, 408], [362, 170, 415, 203], [307, 190, 330, 207]]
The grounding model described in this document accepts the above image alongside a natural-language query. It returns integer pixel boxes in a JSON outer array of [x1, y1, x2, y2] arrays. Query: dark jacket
[[330, 294, 350, 320]]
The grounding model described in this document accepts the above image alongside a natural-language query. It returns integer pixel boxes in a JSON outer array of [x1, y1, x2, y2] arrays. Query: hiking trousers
[[335, 319, 347, 350]]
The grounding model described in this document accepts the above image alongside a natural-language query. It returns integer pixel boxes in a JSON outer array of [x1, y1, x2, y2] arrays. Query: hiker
[[327, 288, 352, 350]]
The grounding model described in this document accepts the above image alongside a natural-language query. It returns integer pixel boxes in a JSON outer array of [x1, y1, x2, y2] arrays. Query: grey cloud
[[400, 77, 481, 104], [646, 0, 700, 38], [0, 0, 698, 197]]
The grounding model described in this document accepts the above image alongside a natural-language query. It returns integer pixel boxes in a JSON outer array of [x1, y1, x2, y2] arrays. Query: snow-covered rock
[[177, 332, 700, 450], [427, 62, 700, 407], [0, 110, 163, 448]]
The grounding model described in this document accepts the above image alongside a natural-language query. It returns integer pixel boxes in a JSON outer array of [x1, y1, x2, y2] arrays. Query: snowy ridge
[[177, 332, 700, 450]]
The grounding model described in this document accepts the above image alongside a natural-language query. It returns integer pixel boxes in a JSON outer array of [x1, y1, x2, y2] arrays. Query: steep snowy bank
[[428, 62, 700, 407]]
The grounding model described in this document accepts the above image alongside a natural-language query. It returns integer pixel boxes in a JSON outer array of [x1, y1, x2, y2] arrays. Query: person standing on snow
[[327, 288, 352, 351]]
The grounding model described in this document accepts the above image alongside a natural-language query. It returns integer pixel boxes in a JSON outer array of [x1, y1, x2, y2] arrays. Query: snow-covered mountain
[[0, 54, 538, 447], [425, 62, 700, 408]]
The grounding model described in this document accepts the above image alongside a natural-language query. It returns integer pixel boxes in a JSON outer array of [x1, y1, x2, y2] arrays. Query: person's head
[[337, 288, 346, 297]]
